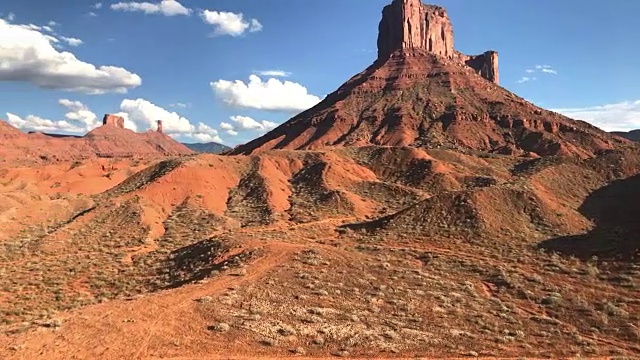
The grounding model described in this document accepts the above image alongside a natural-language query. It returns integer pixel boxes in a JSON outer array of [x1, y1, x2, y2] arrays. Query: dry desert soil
[[0, 147, 638, 359]]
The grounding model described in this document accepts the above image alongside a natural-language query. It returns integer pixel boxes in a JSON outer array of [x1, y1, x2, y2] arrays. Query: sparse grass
[[1, 146, 640, 358]]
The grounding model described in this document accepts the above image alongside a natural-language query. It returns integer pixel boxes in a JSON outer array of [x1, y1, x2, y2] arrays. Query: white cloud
[[169, 102, 188, 108], [219, 116, 278, 136], [211, 74, 321, 112], [6, 99, 102, 134], [111, 0, 191, 16], [523, 64, 558, 77], [118, 98, 223, 143], [93, 2, 103, 9], [0, 19, 141, 94], [517, 77, 534, 84], [48, 21, 59, 27], [220, 122, 234, 130], [199, 10, 262, 37], [6, 13, 15, 21], [256, 70, 291, 77], [552, 100, 640, 132], [119, 98, 192, 133], [88, 12, 98, 17], [229, 115, 278, 132], [6, 113, 86, 133], [58, 99, 99, 128], [60, 36, 83, 46]]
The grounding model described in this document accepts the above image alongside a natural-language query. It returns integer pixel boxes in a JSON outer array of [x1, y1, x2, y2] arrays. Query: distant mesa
[[229, 0, 629, 158], [611, 130, 640, 142], [182, 142, 231, 154], [0, 114, 193, 163], [103, 114, 125, 128]]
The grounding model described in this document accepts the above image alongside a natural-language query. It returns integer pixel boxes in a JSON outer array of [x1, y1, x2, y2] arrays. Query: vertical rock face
[[378, 0, 454, 60], [459, 51, 499, 84], [103, 114, 125, 128], [157, 120, 163, 133], [377, 0, 499, 84]]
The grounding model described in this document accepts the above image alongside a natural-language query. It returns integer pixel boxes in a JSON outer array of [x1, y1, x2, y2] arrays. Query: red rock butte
[[229, 0, 629, 157], [377, 0, 498, 83], [103, 114, 125, 128]]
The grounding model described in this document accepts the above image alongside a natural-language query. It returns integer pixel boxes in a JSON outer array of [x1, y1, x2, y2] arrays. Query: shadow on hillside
[[159, 239, 231, 289], [538, 174, 640, 261], [153, 238, 256, 290]]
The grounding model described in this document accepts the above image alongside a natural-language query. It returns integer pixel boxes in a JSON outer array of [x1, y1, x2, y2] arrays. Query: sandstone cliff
[[377, 1, 454, 59], [103, 114, 125, 128], [378, 0, 499, 84]]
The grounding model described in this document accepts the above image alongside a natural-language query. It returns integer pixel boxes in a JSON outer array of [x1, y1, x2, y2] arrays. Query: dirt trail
[[1, 241, 302, 360], [132, 241, 299, 359]]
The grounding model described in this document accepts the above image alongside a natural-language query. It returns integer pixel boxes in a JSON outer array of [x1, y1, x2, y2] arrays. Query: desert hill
[[0, 115, 193, 164], [230, 0, 631, 158], [0, 145, 639, 358]]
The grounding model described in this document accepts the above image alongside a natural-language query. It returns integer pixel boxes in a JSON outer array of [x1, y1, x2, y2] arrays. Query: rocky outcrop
[[157, 120, 163, 133], [103, 114, 125, 128], [377, 1, 454, 60], [457, 51, 499, 84], [377, 0, 499, 84]]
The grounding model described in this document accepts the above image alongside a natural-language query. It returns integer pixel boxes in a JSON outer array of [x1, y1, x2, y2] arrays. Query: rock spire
[[377, 0, 499, 84]]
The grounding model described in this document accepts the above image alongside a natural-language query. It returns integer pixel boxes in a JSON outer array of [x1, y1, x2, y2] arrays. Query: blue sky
[[1, 0, 639, 146]]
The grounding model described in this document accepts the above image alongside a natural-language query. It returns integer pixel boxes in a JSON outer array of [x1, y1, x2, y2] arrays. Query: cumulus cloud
[[230, 116, 278, 131], [60, 36, 83, 46], [117, 98, 223, 143], [199, 10, 262, 37], [6, 13, 15, 21], [219, 116, 278, 136], [552, 100, 640, 132], [6, 113, 86, 133], [0, 19, 141, 94], [5, 99, 100, 134], [211, 75, 322, 112], [111, 0, 191, 16], [58, 99, 99, 128], [220, 122, 234, 130], [93, 2, 103, 9], [255, 70, 291, 77]]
